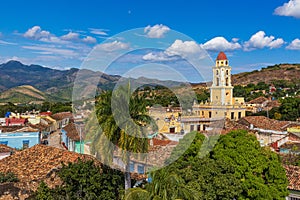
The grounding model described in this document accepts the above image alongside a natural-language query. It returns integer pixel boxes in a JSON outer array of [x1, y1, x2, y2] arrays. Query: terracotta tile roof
[[29, 123, 49, 131], [239, 116, 290, 132], [12, 126, 39, 133], [149, 138, 178, 146], [0, 126, 38, 133], [0, 126, 23, 133], [0, 144, 15, 153], [248, 96, 268, 104], [63, 123, 80, 141], [51, 112, 73, 121], [266, 100, 281, 108], [222, 118, 249, 134], [39, 112, 52, 116], [285, 165, 300, 191], [0, 145, 100, 191]]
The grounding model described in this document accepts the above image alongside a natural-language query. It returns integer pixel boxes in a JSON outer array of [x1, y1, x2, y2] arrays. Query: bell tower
[[210, 52, 233, 105]]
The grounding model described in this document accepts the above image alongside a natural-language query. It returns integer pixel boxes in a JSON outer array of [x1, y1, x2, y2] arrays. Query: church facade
[[181, 52, 246, 132]]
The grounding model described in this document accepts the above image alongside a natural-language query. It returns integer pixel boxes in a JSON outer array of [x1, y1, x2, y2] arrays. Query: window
[[169, 127, 175, 133], [225, 61, 228, 65], [197, 125, 201, 131], [231, 112, 234, 120], [216, 70, 219, 75], [23, 140, 29, 149], [226, 70, 229, 75], [190, 125, 194, 131], [202, 111, 204, 116], [0, 141, 8, 145], [226, 78, 229, 86], [130, 162, 134, 172], [209, 111, 212, 118], [137, 165, 145, 174], [216, 78, 219, 86], [238, 112, 242, 119]]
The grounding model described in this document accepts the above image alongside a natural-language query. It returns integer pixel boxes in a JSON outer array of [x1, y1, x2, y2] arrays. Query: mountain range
[[0, 60, 299, 103], [0, 61, 183, 103]]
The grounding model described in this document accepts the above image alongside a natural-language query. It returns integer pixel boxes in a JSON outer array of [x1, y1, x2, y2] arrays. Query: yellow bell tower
[[182, 51, 246, 132], [210, 52, 233, 105]]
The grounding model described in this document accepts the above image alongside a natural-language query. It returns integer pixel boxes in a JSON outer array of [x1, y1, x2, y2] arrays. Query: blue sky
[[1, 0, 300, 82]]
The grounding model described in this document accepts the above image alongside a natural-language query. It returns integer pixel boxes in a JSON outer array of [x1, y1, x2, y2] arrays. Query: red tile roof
[[0, 126, 39, 133], [239, 116, 290, 132], [216, 51, 227, 60], [0, 144, 15, 153], [39, 111, 52, 116], [248, 96, 268, 104], [285, 165, 300, 191], [51, 112, 73, 121], [0, 145, 101, 199], [0, 144, 100, 184], [266, 100, 281, 108], [63, 123, 80, 141], [149, 138, 178, 146]]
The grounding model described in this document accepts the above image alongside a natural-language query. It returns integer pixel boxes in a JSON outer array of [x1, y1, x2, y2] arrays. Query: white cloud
[[142, 40, 205, 61], [274, 0, 300, 18], [142, 52, 177, 61], [95, 41, 129, 52], [165, 40, 201, 58], [23, 26, 51, 39], [89, 28, 109, 36], [243, 31, 284, 51], [82, 36, 97, 43], [201, 37, 241, 51], [144, 24, 170, 38], [286, 38, 300, 50], [24, 26, 97, 45], [61, 32, 80, 41], [23, 26, 68, 44], [22, 45, 77, 57], [0, 40, 17, 45]]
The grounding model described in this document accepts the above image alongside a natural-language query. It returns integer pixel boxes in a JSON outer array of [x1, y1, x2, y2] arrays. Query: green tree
[[95, 84, 156, 190], [35, 181, 54, 200], [212, 130, 288, 199], [132, 130, 288, 200], [33, 159, 124, 200]]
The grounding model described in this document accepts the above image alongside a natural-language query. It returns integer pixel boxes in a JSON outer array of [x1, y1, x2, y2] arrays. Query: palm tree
[[147, 168, 199, 200], [94, 84, 156, 190], [123, 167, 200, 200]]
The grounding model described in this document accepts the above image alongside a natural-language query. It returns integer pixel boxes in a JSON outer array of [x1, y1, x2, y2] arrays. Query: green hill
[[232, 64, 300, 86]]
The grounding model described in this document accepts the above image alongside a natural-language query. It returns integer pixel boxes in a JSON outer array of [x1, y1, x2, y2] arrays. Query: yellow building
[[182, 52, 246, 132]]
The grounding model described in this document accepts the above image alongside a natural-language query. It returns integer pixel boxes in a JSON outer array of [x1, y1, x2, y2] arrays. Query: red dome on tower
[[216, 52, 227, 60]]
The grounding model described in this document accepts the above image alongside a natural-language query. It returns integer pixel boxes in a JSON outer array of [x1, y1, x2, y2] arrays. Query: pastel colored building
[[0, 127, 41, 149], [61, 123, 84, 153]]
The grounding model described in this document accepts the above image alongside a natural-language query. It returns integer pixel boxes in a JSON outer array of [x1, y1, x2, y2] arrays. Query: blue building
[[0, 127, 41, 149]]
